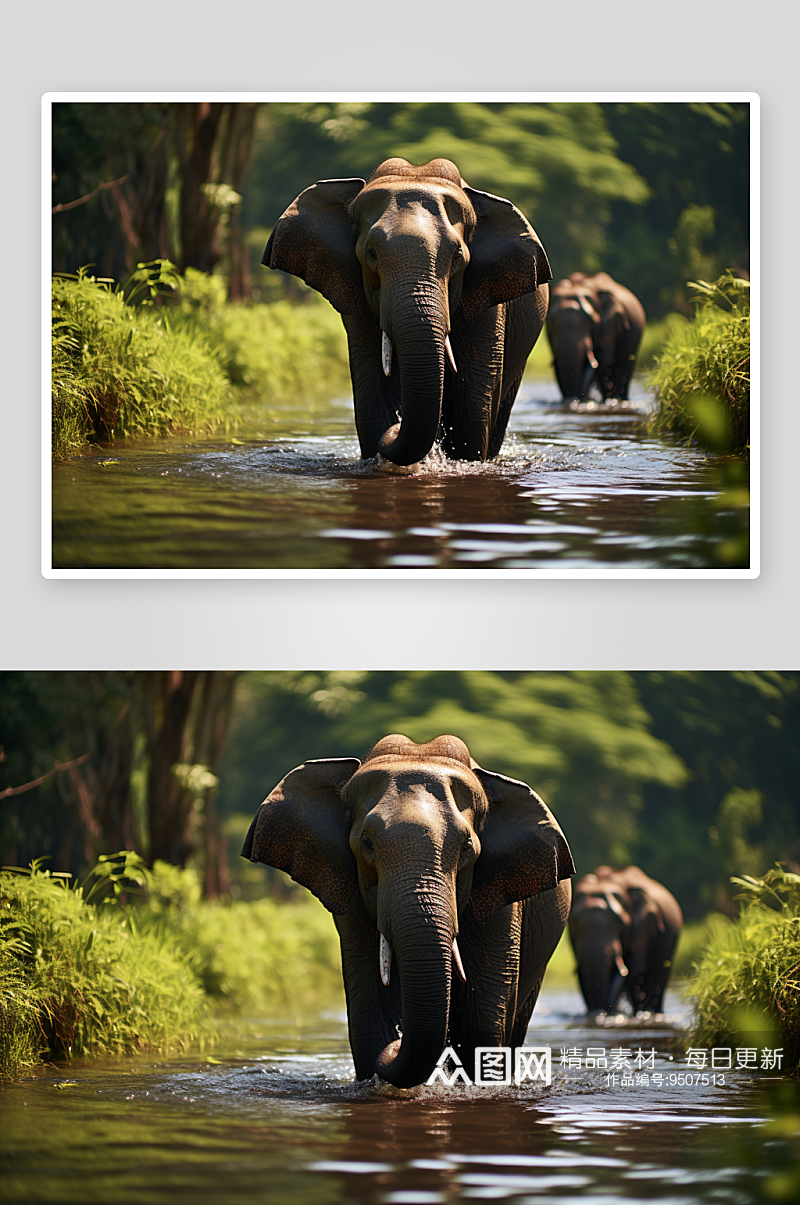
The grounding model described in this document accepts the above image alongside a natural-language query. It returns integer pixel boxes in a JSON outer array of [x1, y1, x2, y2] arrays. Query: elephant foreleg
[[449, 901, 522, 1069], [342, 306, 402, 459], [334, 896, 403, 1079]]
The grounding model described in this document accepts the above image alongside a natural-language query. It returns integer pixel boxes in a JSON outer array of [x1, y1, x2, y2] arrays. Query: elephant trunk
[[375, 879, 454, 1088], [578, 939, 628, 1012], [377, 283, 447, 467]]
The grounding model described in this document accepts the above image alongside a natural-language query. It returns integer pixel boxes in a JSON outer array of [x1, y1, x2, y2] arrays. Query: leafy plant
[[51, 261, 349, 458], [0, 853, 343, 1080], [52, 265, 235, 457], [649, 271, 750, 455], [687, 866, 800, 1076]]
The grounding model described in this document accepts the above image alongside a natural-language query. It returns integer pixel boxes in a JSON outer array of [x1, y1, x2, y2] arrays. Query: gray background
[[2, 1, 792, 671]]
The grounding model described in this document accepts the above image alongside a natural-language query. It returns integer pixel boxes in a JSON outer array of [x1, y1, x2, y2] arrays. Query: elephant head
[[545, 273, 601, 400], [242, 733, 573, 1088], [263, 158, 551, 466]]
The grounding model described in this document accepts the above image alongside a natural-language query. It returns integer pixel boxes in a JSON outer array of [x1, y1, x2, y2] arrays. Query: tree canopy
[[4, 670, 790, 921], [53, 99, 750, 317]]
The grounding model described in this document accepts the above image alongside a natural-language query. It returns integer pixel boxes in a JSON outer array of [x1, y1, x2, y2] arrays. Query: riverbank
[[648, 273, 750, 455], [687, 868, 799, 1077], [51, 263, 350, 459], [0, 856, 342, 1081]]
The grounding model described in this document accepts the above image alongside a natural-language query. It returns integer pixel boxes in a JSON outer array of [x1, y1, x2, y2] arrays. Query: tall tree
[[52, 102, 258, 297], [0, 671, 238, 894]]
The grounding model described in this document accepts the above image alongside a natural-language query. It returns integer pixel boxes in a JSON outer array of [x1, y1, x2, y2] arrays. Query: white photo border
[[42, 92, 760, 581]]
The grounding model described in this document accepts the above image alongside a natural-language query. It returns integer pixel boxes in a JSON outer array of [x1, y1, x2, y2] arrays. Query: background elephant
[[263, 158, 551, 466], [568, 865, 683, 1014], [242, 733, 574, 1089], [546, 272, 646, 402]]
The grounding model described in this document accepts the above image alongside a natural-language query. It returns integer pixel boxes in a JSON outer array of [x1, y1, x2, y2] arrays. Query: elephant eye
[[360, 835, 376, 862], [459, 837, 474, 868], [365, 245, 378, 270]]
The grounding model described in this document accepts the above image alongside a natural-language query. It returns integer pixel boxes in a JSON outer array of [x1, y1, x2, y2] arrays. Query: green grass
[[52, 267, 236, 458], [174, 268, 350, 407], [648, 273, 750, 455], [0, 854, 343, 1081], [685, 868, 800, 1076], [51, 263, 350, 459]]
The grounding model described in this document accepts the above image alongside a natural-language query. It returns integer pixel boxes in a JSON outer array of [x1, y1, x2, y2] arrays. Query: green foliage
[[600, 102, 750, 314], [0, 854, 342, 1081], [51, 263, 350, 458], [141, 862, 342, 1014], [688, 868, 800, 1076], [648, 272, 750, 455], [222, 671, 688, 878], [0, 857, 207, 1078], [246, 100, 749, 317], [173, 268, 349, 401], [52, 266, 235, 457], [632, 672, 799, 918]]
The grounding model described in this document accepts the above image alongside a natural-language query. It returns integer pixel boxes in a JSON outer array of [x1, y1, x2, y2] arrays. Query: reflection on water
[[50, 383, 750, 571], [1, 989, 795, 1204]]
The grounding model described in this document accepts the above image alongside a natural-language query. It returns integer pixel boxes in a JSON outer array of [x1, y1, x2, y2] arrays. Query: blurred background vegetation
[[52, 99, 750, 321], [2, 671, 794, 923]]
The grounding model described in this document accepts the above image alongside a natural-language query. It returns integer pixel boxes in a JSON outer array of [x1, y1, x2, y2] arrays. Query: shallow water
[[50, 382, 750, 572], [2, 988, 795, 1204]]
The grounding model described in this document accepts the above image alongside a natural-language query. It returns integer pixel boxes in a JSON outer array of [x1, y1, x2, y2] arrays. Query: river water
[[1, 987, 795, 1204], [50, 382, 750, 572]]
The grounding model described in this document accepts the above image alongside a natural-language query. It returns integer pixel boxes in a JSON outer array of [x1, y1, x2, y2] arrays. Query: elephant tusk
[[445, 335, 457, 375], [381, 331, 392, 378], [452, 936, 467, 983], [379, 933, 392, 986]]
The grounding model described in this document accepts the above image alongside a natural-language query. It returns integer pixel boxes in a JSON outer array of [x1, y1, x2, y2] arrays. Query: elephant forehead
[[352, 182, 475, 229], [344, 762, 485, 820]]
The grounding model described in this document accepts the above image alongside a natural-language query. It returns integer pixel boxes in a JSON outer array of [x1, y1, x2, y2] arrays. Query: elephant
[[242, 733, 574, 1089], [546, 272, 646, 402], [568, 865, 683, 1014], [263, 157, 552, 466]]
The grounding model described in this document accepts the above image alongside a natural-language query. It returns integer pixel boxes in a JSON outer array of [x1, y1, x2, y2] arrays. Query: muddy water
[[50, 382, 749, 572], [1, 988, 794, 1204]]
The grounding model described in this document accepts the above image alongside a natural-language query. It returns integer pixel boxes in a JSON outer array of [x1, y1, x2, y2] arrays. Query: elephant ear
[[263, 178, 365, 314], [468, 767, 574, 919], [241, 757, 361, 914], [460, 187, 552, 319]]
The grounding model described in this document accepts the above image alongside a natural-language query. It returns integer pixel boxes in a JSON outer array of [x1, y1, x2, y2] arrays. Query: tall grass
[[173, 268, 350, 406], [51, 262, 350, 459], [0, 853, 343, 1080], [648, 273, 750, 455], [52, 266, 235, 458], [687, 867, 800, 1076], [0, 856, 207, 1074]]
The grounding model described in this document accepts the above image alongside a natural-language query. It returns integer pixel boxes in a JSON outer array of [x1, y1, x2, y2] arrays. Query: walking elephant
[[242, 734, 574, 1088], [546, 272, 646, 402], [568, 866, 682, 1014], [263, 158, 552, 466]]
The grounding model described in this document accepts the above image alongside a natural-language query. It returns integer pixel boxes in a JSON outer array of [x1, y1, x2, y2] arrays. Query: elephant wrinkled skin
[[242, 734, 574, 1088], [546, 272, 646, 402], [568, 866, 683, 1014], [263, 158, 551, 466]]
